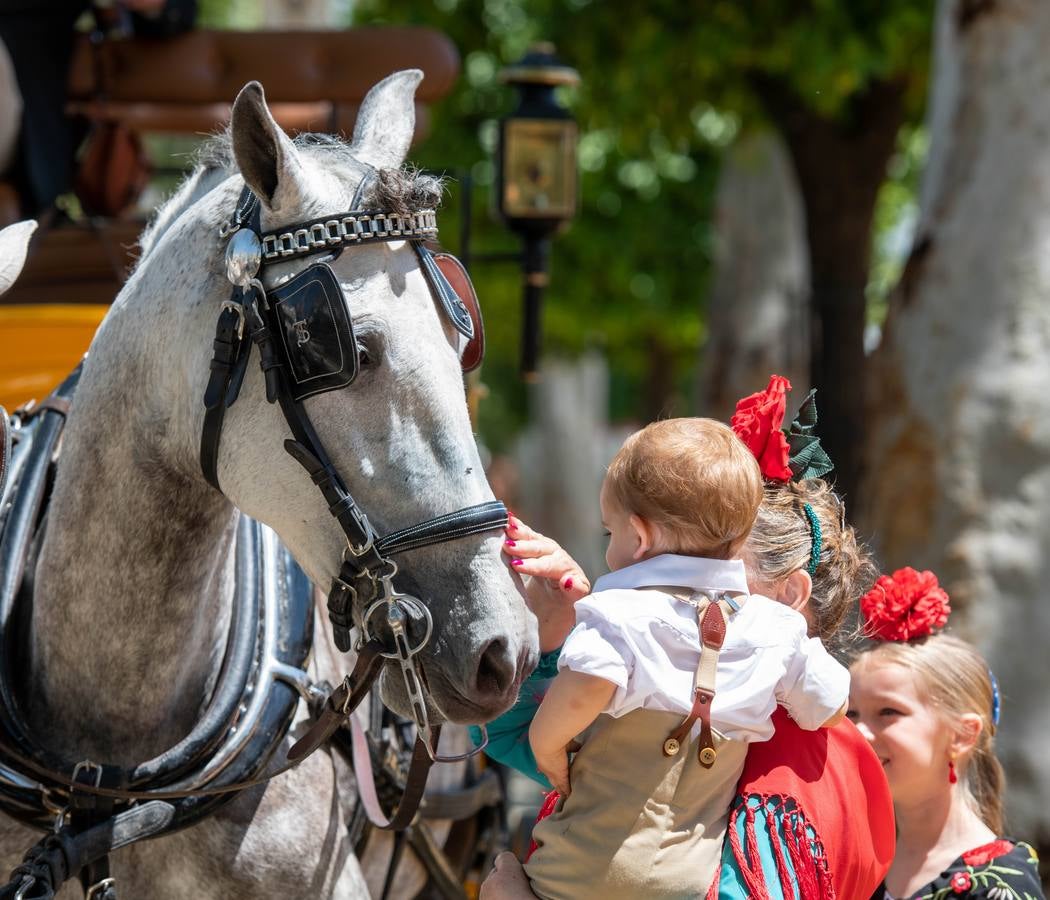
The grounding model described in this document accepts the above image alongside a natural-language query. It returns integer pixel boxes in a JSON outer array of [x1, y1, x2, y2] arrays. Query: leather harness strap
[[0, 637, 383, 806], [349, 713, 437, 832], [662, 592, 738, 768], [15, 396, 73, 419], [0, 636, 436, 832], [0, 407, 9, 497], [287, 641, 384, 764], [290, 640, 442, 831]]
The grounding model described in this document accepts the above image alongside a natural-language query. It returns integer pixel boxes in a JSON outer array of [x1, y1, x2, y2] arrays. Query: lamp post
[[496, 44, 579, 379]]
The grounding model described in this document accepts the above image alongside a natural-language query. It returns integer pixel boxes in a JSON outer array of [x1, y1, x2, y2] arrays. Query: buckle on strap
[[71, 760, 103, 786], [85, 878, 116, 900], [219, 299, 246, 342]]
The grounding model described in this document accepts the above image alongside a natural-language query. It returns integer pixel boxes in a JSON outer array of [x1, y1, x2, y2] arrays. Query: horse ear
[[230, 81, 304, 212], [350, 69, 423, 171], [0, 219, 36, 296]]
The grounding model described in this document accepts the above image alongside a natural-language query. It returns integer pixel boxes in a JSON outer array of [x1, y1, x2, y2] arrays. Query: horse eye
[[356, 334, 381, 369]]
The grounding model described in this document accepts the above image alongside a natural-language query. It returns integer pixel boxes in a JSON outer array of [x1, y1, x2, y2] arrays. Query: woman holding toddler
[[477, 376, 895, 898]]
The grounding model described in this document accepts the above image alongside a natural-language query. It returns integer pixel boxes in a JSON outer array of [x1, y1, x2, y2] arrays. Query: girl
[[849, 567, 1044, 899]]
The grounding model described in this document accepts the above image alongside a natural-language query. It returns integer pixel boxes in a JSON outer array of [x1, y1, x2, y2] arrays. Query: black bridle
[[201, 183, 507, 761]]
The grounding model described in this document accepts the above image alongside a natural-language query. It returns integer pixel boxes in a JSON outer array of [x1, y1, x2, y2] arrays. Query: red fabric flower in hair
[[731, 375, 793, 482], [861, 566, 951, 642]]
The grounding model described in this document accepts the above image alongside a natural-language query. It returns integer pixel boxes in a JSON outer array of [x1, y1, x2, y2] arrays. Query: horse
[[0, 69, 537, 898]]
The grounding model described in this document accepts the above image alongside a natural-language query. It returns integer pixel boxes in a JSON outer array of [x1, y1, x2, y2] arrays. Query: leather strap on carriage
[[662, 592, 739, 768]]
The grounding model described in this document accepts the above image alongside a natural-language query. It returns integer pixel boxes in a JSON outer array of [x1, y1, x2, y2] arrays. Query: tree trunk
[[514, 352, 616, 579], [866, 0, 1050, 845], [699, 130, 809, 420], [755, 75, 905, 503]]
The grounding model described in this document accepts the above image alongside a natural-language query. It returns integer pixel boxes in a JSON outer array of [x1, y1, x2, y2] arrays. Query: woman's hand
[[479, 852, 536, 899], [503, 516, 590, 652]]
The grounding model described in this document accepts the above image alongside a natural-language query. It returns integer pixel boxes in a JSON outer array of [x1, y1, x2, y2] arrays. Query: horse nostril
[[474, 638, 516, 697]]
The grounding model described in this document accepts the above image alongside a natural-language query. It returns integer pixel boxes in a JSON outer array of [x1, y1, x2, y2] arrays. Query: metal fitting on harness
[[85, 877, 116, 900]]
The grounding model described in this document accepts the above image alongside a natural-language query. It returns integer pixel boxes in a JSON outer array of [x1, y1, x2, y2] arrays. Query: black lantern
[[496, 43, 580, 378]]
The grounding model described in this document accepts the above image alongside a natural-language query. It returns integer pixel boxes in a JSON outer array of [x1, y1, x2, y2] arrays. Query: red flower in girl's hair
[[731, 375, 793, 482], [861, 567, 951, 642]]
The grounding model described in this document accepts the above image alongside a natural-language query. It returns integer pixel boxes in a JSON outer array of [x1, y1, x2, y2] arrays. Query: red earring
[[948, 758, 958, 784]]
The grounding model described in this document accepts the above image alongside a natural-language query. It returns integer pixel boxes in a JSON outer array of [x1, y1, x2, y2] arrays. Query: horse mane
[[136, 130, 445, 262]]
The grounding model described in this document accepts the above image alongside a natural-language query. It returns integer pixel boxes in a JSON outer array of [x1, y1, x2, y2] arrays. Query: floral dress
[[876, 840, 1044, 899]]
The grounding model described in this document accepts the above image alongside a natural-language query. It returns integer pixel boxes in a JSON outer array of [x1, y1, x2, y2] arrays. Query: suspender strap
[[662, 592, 736, 768]]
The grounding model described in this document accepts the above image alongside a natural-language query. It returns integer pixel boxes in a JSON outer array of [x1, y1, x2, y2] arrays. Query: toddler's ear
[[629, 514, 657, 560]]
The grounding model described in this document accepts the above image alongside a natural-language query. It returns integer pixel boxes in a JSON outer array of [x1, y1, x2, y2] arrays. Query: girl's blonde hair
[[605, 418, 763, 560], [746, 479, 876, 645], [855, 635, 1004, 834]]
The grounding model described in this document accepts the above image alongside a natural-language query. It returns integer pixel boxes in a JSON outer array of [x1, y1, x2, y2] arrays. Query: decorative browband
[[260, 209, 438, 264]]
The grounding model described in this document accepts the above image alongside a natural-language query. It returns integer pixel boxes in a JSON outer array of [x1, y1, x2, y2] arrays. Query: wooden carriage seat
[[64, 27, 459, 140], [0, 27, 459, 410]]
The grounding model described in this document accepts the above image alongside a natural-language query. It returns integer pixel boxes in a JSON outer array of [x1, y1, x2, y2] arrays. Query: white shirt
[[558, 554, 849, 743]]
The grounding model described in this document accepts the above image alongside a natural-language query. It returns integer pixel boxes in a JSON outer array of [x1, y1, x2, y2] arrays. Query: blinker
[[225, 228, 263, 288], [267, 263, 358, 401], [416, 244, 474, 341]]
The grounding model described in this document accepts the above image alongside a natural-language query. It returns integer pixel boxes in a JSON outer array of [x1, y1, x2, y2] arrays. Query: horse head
[[154, 72, 538, 723]]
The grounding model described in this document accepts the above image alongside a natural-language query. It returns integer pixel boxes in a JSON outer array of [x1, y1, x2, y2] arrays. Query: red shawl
[[716, 706, 896, 899]]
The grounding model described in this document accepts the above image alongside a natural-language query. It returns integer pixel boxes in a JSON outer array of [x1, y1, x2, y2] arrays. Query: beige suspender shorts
[[525, 593, 747, 900]]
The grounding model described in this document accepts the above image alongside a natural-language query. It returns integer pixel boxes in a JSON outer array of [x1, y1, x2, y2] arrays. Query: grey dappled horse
[[0, 71, 537, 898]]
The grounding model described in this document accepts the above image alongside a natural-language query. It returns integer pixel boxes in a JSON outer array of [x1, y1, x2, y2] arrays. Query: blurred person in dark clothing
[[0, 0, 196, 218]]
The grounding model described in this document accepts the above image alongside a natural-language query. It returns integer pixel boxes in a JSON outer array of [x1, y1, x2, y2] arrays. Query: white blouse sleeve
[[557, 596, 633, 689], [776, 630, 850, 731]]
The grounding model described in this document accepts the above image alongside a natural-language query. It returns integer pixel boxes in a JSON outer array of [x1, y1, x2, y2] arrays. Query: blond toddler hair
[[605, 418, 763, 560]]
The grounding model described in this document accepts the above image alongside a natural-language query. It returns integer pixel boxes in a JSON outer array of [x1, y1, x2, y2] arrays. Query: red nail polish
[[564, 578, 574, 590], [505, 539, 516, 547], [511, 559, 524, 567]]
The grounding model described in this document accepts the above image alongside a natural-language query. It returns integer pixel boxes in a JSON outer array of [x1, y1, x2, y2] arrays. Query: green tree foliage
[[198, 0, 932, 453], [353, 0, 933, 448]]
